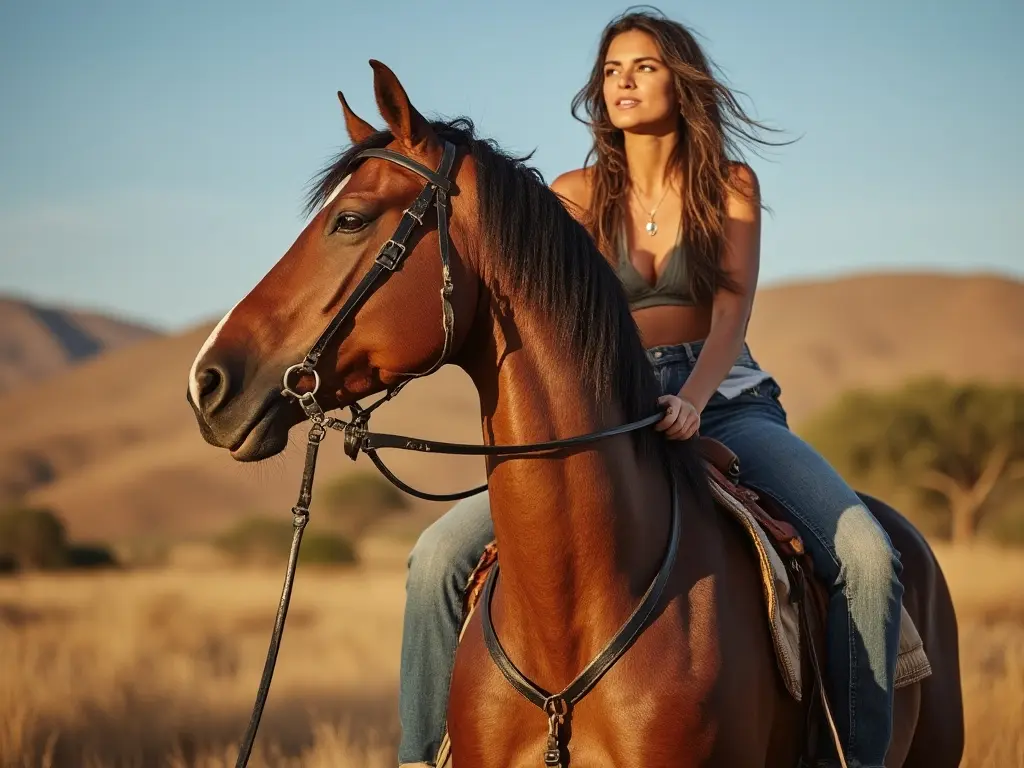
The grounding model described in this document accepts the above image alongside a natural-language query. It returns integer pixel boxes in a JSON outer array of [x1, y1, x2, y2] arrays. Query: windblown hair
[[571, 6, 790, 303], [304, 117, 708, 491]]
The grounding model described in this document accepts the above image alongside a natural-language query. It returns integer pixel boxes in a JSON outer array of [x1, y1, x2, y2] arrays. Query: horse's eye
[[333, 212, 366, 233]]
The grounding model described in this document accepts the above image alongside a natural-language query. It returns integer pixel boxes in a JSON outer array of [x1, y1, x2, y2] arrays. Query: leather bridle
[[231, 139, 677, 768]]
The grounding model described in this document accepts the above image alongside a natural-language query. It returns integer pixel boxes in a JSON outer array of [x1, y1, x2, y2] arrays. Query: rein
[[231, 139, 672, 767], [231, 402, 667, 768]]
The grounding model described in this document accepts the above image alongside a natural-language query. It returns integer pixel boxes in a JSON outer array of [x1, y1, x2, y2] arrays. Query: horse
[[185, 60, 964, 767]]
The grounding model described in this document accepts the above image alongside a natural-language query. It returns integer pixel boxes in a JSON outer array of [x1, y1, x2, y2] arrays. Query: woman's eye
[[333, 212, 365, 233]]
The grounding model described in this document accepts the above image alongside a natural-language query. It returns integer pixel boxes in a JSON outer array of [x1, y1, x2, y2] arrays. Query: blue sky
[[1, 0, 1021, 331]]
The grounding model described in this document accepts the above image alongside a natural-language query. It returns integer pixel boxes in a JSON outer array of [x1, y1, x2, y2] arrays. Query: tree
[[801, 378, 1024, 546]]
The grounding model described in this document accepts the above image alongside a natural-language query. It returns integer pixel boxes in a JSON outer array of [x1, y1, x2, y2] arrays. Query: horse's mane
[[305, 117, 709, 493]]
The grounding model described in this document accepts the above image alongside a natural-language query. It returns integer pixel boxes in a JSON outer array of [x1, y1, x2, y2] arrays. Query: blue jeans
[[397, 340, 903, 768]]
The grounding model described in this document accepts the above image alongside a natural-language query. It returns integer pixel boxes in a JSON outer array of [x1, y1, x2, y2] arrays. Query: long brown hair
[[571, 6, 790, 303]]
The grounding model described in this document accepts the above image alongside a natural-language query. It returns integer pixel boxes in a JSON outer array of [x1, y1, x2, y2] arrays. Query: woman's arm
[[655, 163, 761, 443], [678, 163, 762, 413]]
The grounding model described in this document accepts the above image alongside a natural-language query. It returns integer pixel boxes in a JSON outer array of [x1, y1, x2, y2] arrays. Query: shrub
[[320, 471, 410, 541], [322, 471, 408, 513], [67, 543, 119, 569], [214, 517, 358, 567], [298, 532, 358, 565], [0, 506, 70, 570]]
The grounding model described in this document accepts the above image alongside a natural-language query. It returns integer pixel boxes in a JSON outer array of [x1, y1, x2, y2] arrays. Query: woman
[[398, 9, 903, 768]]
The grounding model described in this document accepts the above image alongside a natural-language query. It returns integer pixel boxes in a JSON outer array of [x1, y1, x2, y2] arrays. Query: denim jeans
[[397, 340, 903, 768]]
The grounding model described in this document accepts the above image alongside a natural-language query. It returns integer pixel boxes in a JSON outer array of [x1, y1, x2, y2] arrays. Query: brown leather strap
[[701, 462, 807, 558], [479, 471, 683, 766], [300, 142, 457, 370], [698, 436, 740, 481], [233, 421, 324, 767]]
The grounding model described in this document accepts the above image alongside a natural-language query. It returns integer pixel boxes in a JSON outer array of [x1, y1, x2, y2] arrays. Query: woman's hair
[[571, 5, 789, 303]]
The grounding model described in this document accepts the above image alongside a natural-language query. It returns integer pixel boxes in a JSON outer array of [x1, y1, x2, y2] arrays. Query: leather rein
[[231, 139, 676, 767]]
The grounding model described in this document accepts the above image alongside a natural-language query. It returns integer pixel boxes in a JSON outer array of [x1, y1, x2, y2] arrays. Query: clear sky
[[1, 0, 1021, 331]]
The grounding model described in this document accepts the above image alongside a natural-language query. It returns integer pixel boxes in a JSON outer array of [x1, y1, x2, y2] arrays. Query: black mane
[[305, 117, 707, 481]]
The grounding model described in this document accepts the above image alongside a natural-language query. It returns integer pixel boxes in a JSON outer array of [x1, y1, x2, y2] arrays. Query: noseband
[[231, 139, 672, 767]]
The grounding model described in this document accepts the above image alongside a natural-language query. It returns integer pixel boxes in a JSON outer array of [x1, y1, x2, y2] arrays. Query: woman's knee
[[406, 494, 493, 595], [833, 503, 903, 593]]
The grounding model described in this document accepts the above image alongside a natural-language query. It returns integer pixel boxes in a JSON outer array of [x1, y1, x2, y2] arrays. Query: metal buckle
[[342, 418, 367, 460], [542, 696, 567, 767], [376, 240, 406, 271], [543, 748, 562, 767]]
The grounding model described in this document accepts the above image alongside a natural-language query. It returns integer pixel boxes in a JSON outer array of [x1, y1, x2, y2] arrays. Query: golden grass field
[[2, 539, 1023, 768]]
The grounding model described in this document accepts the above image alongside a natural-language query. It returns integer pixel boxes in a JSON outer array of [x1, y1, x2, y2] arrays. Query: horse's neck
[[465, 312, 673, 690]]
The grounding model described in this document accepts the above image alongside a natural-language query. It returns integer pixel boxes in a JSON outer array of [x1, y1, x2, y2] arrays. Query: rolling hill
[[0, 296, 158, 395], [0, 271, 1021, 543], [743, 271, 1024, 420]]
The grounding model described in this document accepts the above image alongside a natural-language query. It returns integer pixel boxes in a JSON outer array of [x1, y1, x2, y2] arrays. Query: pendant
[[645, 220, 658, 236]]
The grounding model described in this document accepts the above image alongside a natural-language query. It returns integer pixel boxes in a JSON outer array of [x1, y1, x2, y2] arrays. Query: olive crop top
[[614, 223, 696, 310]]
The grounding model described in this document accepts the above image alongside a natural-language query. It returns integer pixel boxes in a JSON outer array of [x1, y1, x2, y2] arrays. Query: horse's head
[[186, 61, 480, 462]]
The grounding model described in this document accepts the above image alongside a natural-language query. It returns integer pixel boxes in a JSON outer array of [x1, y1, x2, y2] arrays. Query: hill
[[744, 271, 1024, 420], [0, 296, 159, 395], [0, 271, 1020, 543]]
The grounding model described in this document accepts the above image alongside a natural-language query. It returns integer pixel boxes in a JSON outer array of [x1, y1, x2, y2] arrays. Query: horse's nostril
[[195, 364, 232, 415], [197, 368, 221, 399]]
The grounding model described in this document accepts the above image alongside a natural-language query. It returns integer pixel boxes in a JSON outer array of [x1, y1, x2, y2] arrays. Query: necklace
[[631, 183, 671, 236]]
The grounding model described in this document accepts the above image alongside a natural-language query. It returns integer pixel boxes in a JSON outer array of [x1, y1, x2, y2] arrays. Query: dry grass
[[0, 557, 407, 768], [1, 541, 1023, 767], [929, 544, 1024, 767]]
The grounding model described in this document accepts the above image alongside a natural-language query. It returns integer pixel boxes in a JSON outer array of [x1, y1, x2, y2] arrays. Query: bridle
[[231, 138, 675, 768]]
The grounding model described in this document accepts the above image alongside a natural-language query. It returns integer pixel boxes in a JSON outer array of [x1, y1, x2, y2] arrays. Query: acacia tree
[[801, 378, 1024, 545]]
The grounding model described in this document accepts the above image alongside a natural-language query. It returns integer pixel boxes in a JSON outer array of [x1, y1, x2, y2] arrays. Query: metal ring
[[282, 363, 320, 399], [543, 696, 569, 718]]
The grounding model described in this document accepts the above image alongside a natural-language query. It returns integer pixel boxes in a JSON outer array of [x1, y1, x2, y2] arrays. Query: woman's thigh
[[698, 381, 895, 581]]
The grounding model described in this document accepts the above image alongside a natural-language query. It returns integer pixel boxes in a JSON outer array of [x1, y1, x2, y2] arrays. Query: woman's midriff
[[631, 304, 713, 349]]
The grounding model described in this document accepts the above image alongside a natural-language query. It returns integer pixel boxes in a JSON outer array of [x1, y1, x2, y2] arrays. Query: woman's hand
[[655, 394, 700, 440]]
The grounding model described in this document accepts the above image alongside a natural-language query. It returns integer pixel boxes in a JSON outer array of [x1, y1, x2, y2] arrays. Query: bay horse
[[185, 60, 963, 767]]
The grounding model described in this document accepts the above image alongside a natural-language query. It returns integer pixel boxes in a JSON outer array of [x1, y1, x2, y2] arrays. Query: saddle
[[434, 437, 932, 767]]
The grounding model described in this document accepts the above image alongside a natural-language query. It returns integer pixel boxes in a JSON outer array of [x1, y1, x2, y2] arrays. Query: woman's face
[[602, 30, 677, 133]]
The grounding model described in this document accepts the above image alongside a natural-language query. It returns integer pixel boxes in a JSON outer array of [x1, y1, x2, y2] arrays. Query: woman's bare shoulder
[[550, 166, 595, 221]]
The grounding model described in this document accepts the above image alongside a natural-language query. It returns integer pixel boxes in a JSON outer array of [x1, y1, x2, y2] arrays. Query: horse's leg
[[858, 492, 965, 768]]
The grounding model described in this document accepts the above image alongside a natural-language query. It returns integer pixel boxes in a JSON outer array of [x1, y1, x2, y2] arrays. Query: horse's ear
[[368, 59, 436, 150], [338, 90, 376, 145]]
